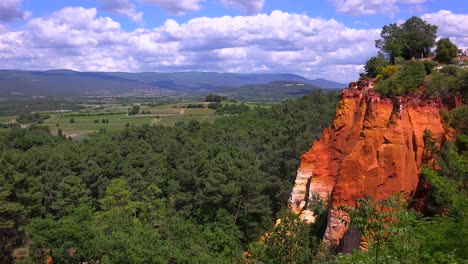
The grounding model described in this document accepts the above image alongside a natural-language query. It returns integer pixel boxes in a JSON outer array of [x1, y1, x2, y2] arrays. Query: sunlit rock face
[[289, 79, 448, 251]]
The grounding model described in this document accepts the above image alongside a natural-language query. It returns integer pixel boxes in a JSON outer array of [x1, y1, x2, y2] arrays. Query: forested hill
[[0, 70, 345, 98], [0, 90, 339, 263], [210, 81, 335, 101]]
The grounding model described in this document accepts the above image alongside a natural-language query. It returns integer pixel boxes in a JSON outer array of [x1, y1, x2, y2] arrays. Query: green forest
[[1, 90, 341, 263], [2, 89, 466, 264], [1, 16, 467, 264]]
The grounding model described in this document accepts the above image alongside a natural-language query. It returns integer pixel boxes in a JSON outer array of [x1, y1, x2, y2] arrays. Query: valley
[[0, 2, 466, 263]]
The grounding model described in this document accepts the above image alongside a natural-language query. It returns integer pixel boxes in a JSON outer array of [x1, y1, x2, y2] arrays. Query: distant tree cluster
[[208, 102, 250, 115], [63, 112, 125, 117], [0, 99, 83, 116], [205, 93, 227, 102], [0, 123, 20, 128], [16, 113, 51, 124], [185, 103, 206, 108], [94, 118, 109, 124], [128, 105, 140, 115]]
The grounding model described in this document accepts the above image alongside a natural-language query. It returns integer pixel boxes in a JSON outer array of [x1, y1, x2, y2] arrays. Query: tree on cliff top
[[376, 16, 438, 63], [364, 54, 389, 78], [435, 38, 458, 64]]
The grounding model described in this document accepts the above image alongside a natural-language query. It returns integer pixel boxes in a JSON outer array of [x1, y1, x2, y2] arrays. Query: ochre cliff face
[[289, 80, 448, 250]]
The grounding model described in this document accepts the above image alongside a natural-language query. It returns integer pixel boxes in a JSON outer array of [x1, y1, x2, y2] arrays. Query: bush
[[450, 105, 468, 134], [455, 69, 468, 102], [423, 60, 438, 74], [376, 65, 399, 81], [365, 55, 389, 78], [427, 67, 467, 102], [207, 102, 222, 110], [449, 57, 460, 65], [375, 61, 426, 97], [440, 65, 462, 77], [426, 71, 456, 99]]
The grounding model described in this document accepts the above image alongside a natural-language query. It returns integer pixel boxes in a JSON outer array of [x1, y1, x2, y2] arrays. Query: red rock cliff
[[289, 80, 448, 250]]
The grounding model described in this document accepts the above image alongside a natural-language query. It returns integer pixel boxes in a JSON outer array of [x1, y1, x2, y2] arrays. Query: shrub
[[449, 57, 460, 65], [375, 61, 426, 97], [423, 60, 438, 74], [426, 71, 456, 99], [377, 65, 399, 81], [365, 55, 389, 78], [207, 102, 222, 110], [455, 69, 468, 102], [440, 65, 462, 77], [450, 105, 468, 134]]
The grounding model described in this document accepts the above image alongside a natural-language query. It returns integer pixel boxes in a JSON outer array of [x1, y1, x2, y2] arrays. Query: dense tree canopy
[[0, 90, 340, 263], [0, 74, 466, 262]]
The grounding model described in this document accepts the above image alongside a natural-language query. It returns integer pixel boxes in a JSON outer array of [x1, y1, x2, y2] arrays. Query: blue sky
[[0, 0, 467, 82]]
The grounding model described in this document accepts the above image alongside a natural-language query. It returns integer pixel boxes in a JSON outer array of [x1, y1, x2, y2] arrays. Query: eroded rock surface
[[289, 80, 448, 250]]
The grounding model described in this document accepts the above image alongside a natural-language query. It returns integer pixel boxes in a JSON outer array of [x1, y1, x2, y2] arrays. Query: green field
[[0, 101, 267, 137], [0, 115, 17, 123], [40, 102, 220, 137]]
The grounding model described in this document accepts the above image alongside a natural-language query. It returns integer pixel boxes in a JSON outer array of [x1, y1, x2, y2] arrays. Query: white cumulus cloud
[[421, 10, 468, 48], [332, 0, 428, 17], [98, 0, 143, 22], [0, 8, 385, 82], [0, 0, 31, 23]]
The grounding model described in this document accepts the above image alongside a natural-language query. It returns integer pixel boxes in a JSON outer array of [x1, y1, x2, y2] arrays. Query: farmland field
[[0, 100, 268, 137], [0, 115, 17, 123], [40, 102, 220, 137]]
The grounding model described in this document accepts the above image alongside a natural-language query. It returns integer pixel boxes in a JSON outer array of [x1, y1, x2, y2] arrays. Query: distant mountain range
[[211, 81, 333, 101], [0, 69, 346, 98]]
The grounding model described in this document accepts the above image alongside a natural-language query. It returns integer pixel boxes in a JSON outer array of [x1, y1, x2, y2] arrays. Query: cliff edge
[[289, 79, 449, 251]]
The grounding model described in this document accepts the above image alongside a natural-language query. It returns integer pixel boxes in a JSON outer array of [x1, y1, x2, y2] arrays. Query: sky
[[0, 0, 467, 83]]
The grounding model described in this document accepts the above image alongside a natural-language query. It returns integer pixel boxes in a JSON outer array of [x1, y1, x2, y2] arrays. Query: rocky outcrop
[[289, 79, 448, 251]]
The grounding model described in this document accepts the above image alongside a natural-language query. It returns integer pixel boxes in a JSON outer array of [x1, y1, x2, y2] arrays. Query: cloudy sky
[[0, 0, 467, 82]]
